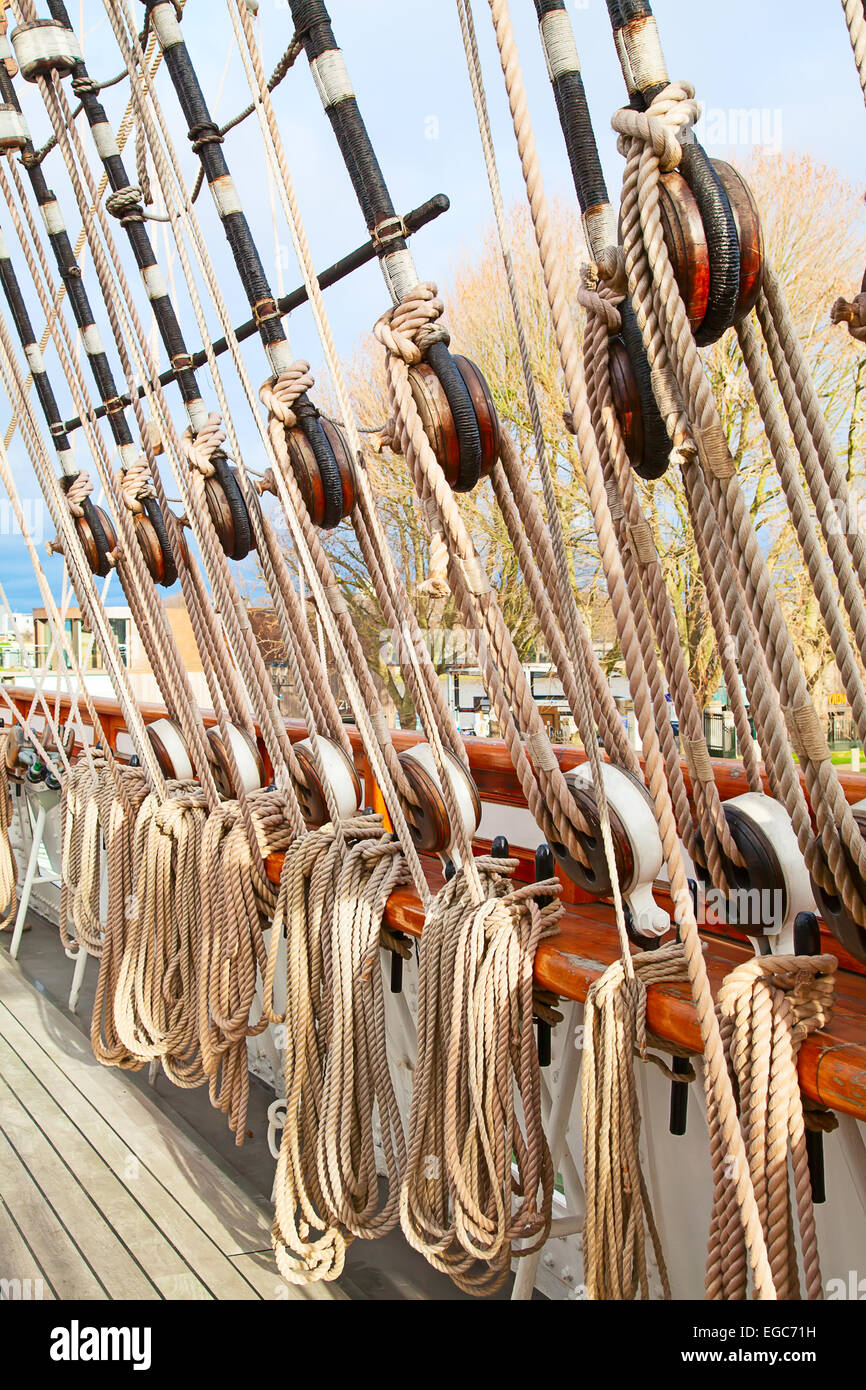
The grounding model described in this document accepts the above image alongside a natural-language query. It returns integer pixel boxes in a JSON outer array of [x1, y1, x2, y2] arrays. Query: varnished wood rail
[[7, 687, 866, 1121]]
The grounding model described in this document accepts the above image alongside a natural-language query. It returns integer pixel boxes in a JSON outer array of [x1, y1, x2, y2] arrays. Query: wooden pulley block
[[608, 334, 645, 474], [406, 355, 500, 493], [76, 503, 119, 579], [49, 492, 118, 579], [398, 743, 482, 855], [292, 736, 362, 827], [657, 161, 764, 342], [206, 724, 266, 800], [3, 724, 26, 777], [204, 454, 254, 562], [657, 169, 711, 335], [551, 763, 670, 937], [809, 800, 866, 965], [279, 417, 356, 530], [146, 718, 194, 782], [133, 497, 186, 588], [700, 793, 814, 946], [712, 160, 765, 320]]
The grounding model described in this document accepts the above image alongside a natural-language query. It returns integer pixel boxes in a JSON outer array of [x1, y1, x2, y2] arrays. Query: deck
[[0, 951, 338, 1302]]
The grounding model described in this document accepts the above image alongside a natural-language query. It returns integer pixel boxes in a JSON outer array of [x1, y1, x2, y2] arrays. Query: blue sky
[[1, 0, 863, 610]]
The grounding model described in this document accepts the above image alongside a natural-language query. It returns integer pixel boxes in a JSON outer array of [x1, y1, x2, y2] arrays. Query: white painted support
[[66, 944, 88, 1013], [511, 1001, 583, 1300], [10, 797, 61, 958]]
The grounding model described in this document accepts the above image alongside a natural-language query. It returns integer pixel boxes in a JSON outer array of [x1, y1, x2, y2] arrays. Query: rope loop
[[578, 264, 623, 333], [180, 412, 227, 478], [259, 361, 315, 428], [374, 283, 450, 364], [119, 456, 157, 514], [105, 184, 146, 225], [612, 81, 700, 171], [64, 469, 94, 518]]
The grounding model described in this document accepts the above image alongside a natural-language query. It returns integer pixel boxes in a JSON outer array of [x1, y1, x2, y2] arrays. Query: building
[[14, 597, 211, 706]]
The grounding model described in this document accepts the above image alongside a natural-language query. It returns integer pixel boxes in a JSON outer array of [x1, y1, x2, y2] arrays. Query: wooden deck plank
[[0, 1124, 107, 1300], [0, 958, 338, 1301], [0, 958, 272, 1257], [0, 1034, 238, 1300], [0, 1198, 55, 1300], [0, 994, 272, 1300], [0, 1065, 162, 1301]]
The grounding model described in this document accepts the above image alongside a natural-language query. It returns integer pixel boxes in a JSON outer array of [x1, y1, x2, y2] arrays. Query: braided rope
[[708, 955, 837, 1300], [614, 83, 866, 925], [843, 0, 866, 106], [581, 941, 691, 1299], [485, 0, 775, 1297], [400, 857, 560, 1293]]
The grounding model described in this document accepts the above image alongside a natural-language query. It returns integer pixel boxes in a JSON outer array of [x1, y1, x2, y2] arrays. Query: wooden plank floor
[[0, 952, 342, 1302]]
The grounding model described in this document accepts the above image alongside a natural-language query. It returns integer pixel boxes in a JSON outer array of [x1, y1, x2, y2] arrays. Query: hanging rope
[[400, 856, 561, 1294], [708, 954, 837, 1300], [483, 0, 775, 1296], [581, 941, 692, 1300]]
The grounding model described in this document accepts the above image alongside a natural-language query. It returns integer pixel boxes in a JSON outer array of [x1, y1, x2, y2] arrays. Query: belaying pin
[[534, 843, 556, 1069], [794, 910, 827, 1205]]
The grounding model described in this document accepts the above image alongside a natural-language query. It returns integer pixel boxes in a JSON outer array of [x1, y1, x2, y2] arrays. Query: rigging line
[[527, 0, 744, 876], [114, 2, 453, 878], [19, 71, 273, 816], [42, 1, 329, 829], [282, 0, 598, 865], [2, 25, 166, 453], [612, 85, 866, 924], [39, 19, 354, 843], [229, 0, 481, 890], [0, 157, 224, 808], [456, 0, 631, 956], [107, 0, 437, 904], [482, 0, 776, 1297], [0, 573, 87, 779], [0, 310, 166, 791], [0, 60, 220, 793]]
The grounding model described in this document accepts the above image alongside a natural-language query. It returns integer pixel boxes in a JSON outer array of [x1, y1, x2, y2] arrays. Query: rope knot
[[105, 185, 146, 226], [374, 284, 449, 364], [180, 413, 227, 478], [578, 264, 623, 332], [259, 361, 315, 428], [119, 457, 156, 514], [64, 469, 93, 518], [612, 81, 700, 172]]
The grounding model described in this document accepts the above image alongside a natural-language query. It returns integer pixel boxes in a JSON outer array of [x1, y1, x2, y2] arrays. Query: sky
[[0, 0, 863, 611]]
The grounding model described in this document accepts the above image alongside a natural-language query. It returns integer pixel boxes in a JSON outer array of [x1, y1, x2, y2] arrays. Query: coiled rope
[[400, 856, 561, 1294], [708, 954, 837, 1300]]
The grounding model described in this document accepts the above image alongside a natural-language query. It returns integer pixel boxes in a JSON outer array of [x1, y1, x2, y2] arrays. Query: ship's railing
[[4, 685, 866, 1123]]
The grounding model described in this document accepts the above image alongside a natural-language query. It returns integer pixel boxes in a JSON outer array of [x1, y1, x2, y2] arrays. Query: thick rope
[[485, 0, 775, 1296], [708, 955, 837, 1300], [400, 856, 560, 1293], [581, 941, 691, 1299]]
